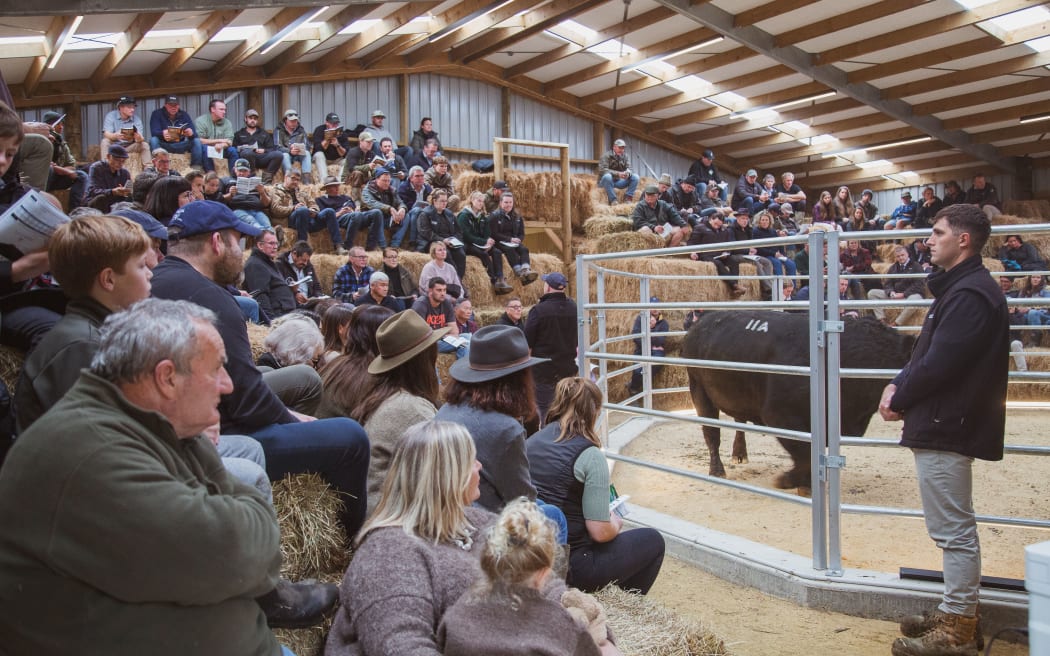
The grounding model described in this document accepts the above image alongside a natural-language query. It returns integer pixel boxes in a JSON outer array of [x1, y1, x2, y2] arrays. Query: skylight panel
[[340, 19, 380, 34], [586, 39, 635, 60], [987, 5, 1050, 32], [857, 159, 892, 169], [215, 25, 262, 41], [1026, 35, 1050, 52], [666, 75, 710, 95], [65, 33, 121, 50], [558, 20, 595, 41], [953, 0, 996, 8]]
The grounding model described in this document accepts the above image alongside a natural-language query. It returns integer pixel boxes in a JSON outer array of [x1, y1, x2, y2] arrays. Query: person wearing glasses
[[274, 109, 313, 184], [243, 229, 296, 323], [332, 246, 374, 303], [143, 175, 194, 225], [496, 297, 525, 330]]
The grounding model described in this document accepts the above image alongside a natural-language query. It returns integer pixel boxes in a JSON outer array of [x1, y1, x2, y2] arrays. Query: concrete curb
[[608, 416, 1030, 633]]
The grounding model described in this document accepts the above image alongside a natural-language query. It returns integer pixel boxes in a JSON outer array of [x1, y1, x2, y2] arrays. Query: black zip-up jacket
[[524, 291, 578, 384], [890, 255, 1008, 461]]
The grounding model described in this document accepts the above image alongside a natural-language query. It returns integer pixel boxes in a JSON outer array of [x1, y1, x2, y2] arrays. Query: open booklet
[[442, 334, 470, 348], [0, 189, 70, 257], [236, 176, 263, 194]]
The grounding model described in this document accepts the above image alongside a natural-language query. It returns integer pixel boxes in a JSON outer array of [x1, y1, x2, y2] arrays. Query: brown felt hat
[[368, 311, 450, 374], [448, 324, 548, 384]]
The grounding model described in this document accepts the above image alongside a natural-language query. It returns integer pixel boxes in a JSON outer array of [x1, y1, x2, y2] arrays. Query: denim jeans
[[234, 294, 261, 324], [46, 169, 87, 208], [233, 209, 272, 230], [217, 434, 272, 502], [339, 208, 385, 249], [598, 172, 639, 203], [437, 339, 468, 360], [389, 210, 418, 249], [248, 417, 370, 539], [282, 152, 312, 175], [293, 207, 342, 246], [535, 499, 568, 544]]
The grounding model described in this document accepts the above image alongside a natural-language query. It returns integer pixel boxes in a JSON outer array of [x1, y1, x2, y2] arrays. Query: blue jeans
[[248, 417, 370, 539], [765, 255, 797, 277], [598, 172, 639, 203], [282, 152, 312, 175], [203, 145, 238, 173], [536, 499, 568, 544], [696, 182, 728, 202], [233, 209, 272, 230], [389, 209, 418, 249], [437, 339, 468, 360], [293, 207, 342, 246], [1027, 309, 1050, 325], [46, 169, 87, 208], [149, 136, 203, 167], [234, 294, 261, 323], [217, 434, 272, 502], [339, 208, 385, 249]]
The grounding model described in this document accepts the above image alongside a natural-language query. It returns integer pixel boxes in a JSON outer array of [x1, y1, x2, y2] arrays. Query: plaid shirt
[[332, 263, 373, 302]]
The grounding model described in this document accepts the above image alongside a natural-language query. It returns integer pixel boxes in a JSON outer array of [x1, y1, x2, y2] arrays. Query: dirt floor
[[612, 407, 1046, 655]]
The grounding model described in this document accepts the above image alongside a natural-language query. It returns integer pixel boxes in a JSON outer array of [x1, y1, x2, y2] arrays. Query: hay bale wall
[[454, 169, 598, 232], [584, 216, 633, 239]]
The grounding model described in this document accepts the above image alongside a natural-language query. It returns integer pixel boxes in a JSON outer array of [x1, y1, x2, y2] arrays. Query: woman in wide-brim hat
[[435, 324, 548, 513], [355, 310, 448, 515]]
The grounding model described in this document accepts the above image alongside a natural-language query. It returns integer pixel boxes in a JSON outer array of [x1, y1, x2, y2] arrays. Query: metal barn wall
[[602, 126, 694, 183], [508, 92, 593, 173], [407, 73, 500, 152], [868, 173, 1015, 219], [284, 78, 400, 139], [1034, 167, 1050, 200]]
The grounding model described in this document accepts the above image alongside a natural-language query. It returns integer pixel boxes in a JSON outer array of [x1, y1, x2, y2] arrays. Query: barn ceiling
[[0, 0, 1048, 190]]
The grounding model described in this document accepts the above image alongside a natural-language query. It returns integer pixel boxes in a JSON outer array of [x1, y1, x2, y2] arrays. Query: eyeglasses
[[507, 304, 522, 310], [259, 240, 279, 247], [352, 254, 368, 259]]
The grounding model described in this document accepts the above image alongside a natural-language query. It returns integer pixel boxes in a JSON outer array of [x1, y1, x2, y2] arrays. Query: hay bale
[[246, 322, 271, 361], [453, 169, 597, 232], [595, 585, 729, 656], [273, 623, 329, 656], [272, 473, 350, 582], [581, 230, 665, 255], [169, 153, 193, 175], [436, 351, 457, 387], [584, 216, 633, 239], [0, 344, 24, 391], [1009, 347, 1050, 401]]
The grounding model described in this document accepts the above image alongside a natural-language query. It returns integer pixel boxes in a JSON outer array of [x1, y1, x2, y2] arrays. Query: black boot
[[257, 578, 339, 629]]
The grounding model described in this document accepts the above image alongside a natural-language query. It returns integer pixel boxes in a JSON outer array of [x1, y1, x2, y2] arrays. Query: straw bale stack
[[1004, 200, 1050, 220], [595, 585, 729, 656], [984, 216, 1050, 264], [453, 169, 598, 231], [0, 345, 23, 391], [584, 216, 633, 239], [579, 230, 665, 255]]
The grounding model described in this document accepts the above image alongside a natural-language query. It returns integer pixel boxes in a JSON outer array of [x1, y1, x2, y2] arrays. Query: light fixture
[[259, 6, 330, 55], [822, 136, 932, 159], [1020, 112, 1050, 125], [46, 15, 83, 70], [730, 91, 837, 119], [621, 37, 724, 73]]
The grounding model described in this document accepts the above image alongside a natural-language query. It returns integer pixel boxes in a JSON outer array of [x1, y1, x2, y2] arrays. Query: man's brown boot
[[900, 609, 984, 651], [891, 611, 978, 656]]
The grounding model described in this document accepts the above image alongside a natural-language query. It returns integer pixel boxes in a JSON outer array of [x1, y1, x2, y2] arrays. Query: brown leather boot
[[900, 609, 984, 651], [891, 611, 978, 656]]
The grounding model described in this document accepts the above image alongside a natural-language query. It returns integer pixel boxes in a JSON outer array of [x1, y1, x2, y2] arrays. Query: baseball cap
[[649, 296, 660, 303], [861, 188, 873, 198], [682, 175, 698, 187], [374, 167, 393, 177], [613, 139, 626, 147], [234, 159, 251, 171], [781, 202, 793, 213], [901, 191, 912, 198], [702, 149, 714, 160], [372, 110, 386, 118], [543, 272, 567, 290], [42, 111, 62, 125], [767, 203, 781, 214], [164, 95, 179, 105], [108, 145, 129, 158], [169, 200, 262, 239], [746, 169, 758, 177], [325, 112, 341, 124], [643, 184, 659, 195], [733, 207, 751, 216], [323, 176, 341, 187], [493, 180, 508, 190], [359, 131, 374, 142], [111, 208, 168, 240], [245, 108, 260, 118], [283, 109, 299, 119], [117, 96, 136, 106]]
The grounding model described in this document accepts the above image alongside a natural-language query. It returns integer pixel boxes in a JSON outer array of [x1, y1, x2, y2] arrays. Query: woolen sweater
[[363, 391, 437, 514]]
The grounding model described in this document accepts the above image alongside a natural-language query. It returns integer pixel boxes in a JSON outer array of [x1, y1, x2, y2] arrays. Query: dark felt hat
[[448, 324, 548, 383]]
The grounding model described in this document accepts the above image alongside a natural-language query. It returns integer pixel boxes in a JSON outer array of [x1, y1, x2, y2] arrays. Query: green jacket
[[0, 372, 282, 655], [456, 207, 491, 248]]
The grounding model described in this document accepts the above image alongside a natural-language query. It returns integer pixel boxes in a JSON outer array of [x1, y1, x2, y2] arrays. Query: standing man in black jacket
[[879, 204, 1007, 656], [524, 272, 578, 424]]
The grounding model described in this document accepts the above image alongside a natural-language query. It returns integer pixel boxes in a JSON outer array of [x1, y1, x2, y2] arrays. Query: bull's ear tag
[[744, 319, 769, 332]]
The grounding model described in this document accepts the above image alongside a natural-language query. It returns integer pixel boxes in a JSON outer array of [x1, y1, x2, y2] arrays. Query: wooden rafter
[[502, 6, 673, 79], [774, 0, 930, 48], [360, 34, 428, 69], [942, 100, 1050, 131], [452, 0, 609, 65], [772, 141, 953, 177], [263, 4, 377, 78], [377, 0, 507, 61], [313, 2, 441, 74], [733, 0, 821, 27], [651, 81, 829, 134], [154, 10, 242, 86], [90, 13, 163, 90], [884, 50, 1050, 100], [22, 16, 71, 98], [912, 76, 1050, 115], [801, 153, 975, 188], [847, 36, 1000, 84], [813, 0, 1034, 65], [405, 0, 534, 66], [210, 6, 315, 80]]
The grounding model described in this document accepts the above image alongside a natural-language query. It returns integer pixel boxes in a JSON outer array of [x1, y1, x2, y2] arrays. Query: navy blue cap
[[543, 272, 567, 290], [108, 145, 129, 158], [168, 200, 261, 239], [110, 208, 168, 240]]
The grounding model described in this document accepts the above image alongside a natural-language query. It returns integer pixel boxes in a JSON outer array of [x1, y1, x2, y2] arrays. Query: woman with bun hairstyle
[[439, 498, 615, 656], [528, 377, 665, 594]]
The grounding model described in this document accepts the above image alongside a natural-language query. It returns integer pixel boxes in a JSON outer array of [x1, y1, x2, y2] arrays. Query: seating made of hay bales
[[271, 473, 730, 656], [454, 169, 598, 232], [1004, 200, 1050, 220], [583, 215, 634, 240]]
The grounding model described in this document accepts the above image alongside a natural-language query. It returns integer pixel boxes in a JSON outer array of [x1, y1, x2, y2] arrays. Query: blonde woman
[[527, 378, 665, 594], [438, 499, 612, 656], [325, 420, 490, 656]]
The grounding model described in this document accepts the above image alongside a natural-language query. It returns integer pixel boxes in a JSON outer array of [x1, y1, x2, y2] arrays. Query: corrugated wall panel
[[407, 73, 500, 152], [626, 139, 693, 184], [285, 78, 401, 141], [868, 173, 1016, 220], [508, 93, 593, 173], [1035, 168, 1050, 199]]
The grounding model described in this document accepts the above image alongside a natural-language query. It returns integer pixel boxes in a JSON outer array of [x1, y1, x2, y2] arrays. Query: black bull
[[682, 311, 914, 489]]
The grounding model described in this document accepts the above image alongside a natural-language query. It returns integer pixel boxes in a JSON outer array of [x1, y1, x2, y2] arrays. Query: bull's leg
[[731, 430, 748, 464], [773, 437, 811, 490], [702, 426, 726, 478]]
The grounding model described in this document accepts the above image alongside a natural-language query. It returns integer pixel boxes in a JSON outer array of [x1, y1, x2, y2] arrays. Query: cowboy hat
[[448, 325, 549, 383], [368, 311, 450, 374]]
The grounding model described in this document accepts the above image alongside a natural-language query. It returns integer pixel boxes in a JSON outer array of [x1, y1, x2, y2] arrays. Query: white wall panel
[[408, 73, 500, 152], [508, 92, 593, 173], [285, 78, 400, 140]]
